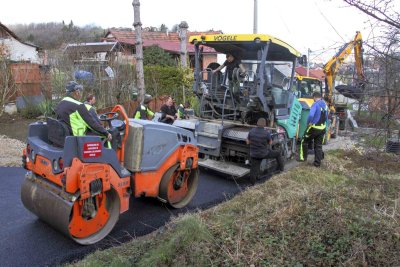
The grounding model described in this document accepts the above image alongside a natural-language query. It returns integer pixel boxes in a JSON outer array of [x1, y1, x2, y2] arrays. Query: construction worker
[[56, 81, 111, 141], [299, 91, 328, 167], [177, 101, 190, 119], [134, 94, 154, 120], [159, 96, 177, 124], [84, 94, 102, 125], [246, 118, 285, 185], [212, 53, 246, 104]]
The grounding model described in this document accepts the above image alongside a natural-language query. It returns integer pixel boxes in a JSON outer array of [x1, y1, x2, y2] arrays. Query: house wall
[[202, 54, 218, 70], [1, 38, 39, 63]]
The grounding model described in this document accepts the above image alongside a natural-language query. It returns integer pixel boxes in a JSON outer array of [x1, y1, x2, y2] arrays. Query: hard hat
[[144, 94, 152, 104]]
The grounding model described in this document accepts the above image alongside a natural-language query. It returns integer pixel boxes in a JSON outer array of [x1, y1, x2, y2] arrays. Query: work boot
[[277, 156, 285, 172], [250, 176, 256, 186]]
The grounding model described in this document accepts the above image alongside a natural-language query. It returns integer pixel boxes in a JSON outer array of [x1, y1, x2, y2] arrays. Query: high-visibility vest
[[63, 97, 89, 136]]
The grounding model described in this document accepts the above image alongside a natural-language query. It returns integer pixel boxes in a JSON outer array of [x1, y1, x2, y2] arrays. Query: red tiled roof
[[310, 68, 325, 80], [296, 66, 325, 80], [104, 29, 220, 53]]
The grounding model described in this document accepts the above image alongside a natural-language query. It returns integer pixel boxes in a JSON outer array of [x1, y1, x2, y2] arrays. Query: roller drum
[[21, 173, 120, 245], [21, 174, 74, 238]]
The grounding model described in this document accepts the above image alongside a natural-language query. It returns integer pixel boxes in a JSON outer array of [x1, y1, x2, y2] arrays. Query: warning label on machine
[[83, 142, 102, 158]]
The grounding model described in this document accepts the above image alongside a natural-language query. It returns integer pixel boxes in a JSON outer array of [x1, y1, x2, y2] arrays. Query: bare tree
[[0, 51, 16, 116], [342, 0, 399, 29], [343, 0, 400, 146]]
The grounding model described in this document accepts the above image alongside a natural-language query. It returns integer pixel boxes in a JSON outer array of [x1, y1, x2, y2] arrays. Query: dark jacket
[[248, 127, 272, 158], [223, 59, 241, 80], [84, 102, 102, 125], [160, 104, 177, 124]]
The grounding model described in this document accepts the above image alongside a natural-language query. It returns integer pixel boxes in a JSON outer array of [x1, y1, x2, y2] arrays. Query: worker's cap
[[66, 81, 83, 93], [257, 118, 266, 127]]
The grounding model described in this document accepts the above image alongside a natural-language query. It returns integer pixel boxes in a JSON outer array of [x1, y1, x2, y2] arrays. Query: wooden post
[[178, 21, 188, 68], [132, 0, 145, 103], [178, 21, 188, 102]]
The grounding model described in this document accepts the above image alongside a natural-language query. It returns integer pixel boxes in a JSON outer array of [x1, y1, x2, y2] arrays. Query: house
[[63, 42, 121, 85], [102, 29, 221, 69], [63, 42, 120, 63], [0, 22, 50, 110], [0, 22, 42, 64]]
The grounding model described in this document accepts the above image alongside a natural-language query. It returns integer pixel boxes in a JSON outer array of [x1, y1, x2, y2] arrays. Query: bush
[[20, 104, 42, 119], [144, 66, 193, 104], [144, 45, 176, 67]]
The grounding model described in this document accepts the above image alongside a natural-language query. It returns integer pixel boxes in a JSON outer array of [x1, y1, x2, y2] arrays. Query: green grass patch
[[72, 149, 400, 266], [136, 214, 213, 267]]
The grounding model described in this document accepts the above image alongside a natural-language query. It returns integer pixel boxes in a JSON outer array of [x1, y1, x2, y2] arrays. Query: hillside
[[71, 148, 400, 266]]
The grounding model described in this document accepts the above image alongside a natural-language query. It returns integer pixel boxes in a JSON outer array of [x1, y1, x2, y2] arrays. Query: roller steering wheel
[[98, 112, 119, 128]]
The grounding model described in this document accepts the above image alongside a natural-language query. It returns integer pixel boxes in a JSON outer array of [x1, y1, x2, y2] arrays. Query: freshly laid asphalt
[[0, 166, 270, 267]]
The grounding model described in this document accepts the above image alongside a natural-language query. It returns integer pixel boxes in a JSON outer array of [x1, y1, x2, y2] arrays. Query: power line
[[314, 1, 345, 42]]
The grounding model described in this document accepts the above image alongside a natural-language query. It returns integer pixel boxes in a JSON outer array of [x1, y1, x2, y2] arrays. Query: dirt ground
[[0, 113, 37, 142]]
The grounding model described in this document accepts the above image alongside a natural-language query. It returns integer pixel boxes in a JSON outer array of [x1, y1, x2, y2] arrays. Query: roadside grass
[[72, 149, 400, 266]]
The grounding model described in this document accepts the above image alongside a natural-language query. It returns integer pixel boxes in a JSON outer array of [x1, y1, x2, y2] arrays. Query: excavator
[[21, 105, 199, 245], [323, 31, 366, 136], [174, 33, 305, 178]]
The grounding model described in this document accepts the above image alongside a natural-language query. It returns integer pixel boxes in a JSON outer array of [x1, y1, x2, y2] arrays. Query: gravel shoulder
[[0, 135, 26, 167]]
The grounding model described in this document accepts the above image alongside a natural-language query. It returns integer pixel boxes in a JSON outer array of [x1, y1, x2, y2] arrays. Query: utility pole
[[178, 21, 189, 103], [307, 48, 311, 76], [132, 0, 145, 103], [253, 0, 258, 34]]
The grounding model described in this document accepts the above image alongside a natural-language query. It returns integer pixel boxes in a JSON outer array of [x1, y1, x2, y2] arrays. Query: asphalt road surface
[[0, 166, 269, 267]]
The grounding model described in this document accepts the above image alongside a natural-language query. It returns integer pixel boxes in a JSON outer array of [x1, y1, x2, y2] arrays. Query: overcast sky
[[1, 0, 380, 62]]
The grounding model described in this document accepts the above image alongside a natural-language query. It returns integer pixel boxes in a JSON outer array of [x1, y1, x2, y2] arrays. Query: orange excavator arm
[[323, 31, 365, 109]]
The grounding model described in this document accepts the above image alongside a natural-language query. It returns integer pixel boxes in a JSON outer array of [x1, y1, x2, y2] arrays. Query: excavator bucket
[[335, 84, 363, 100]]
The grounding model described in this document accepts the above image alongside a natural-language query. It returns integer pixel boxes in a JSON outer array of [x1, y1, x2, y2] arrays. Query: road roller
[[21, 105, 199, 245]]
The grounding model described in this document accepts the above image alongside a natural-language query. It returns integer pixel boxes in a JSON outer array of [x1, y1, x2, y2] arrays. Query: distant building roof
[[64, 42, 119, 53], [0, 22, 41, 50], [296, 66, 325, 80], [103, 29, 221, 54]]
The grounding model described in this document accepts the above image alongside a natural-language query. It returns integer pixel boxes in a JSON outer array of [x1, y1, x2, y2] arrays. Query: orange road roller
[[21, 105, 199, 245]]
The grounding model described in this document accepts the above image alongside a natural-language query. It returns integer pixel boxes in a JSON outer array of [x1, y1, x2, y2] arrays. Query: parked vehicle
[[21, 105, 199, 244], [174, 33, 306, 178]]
